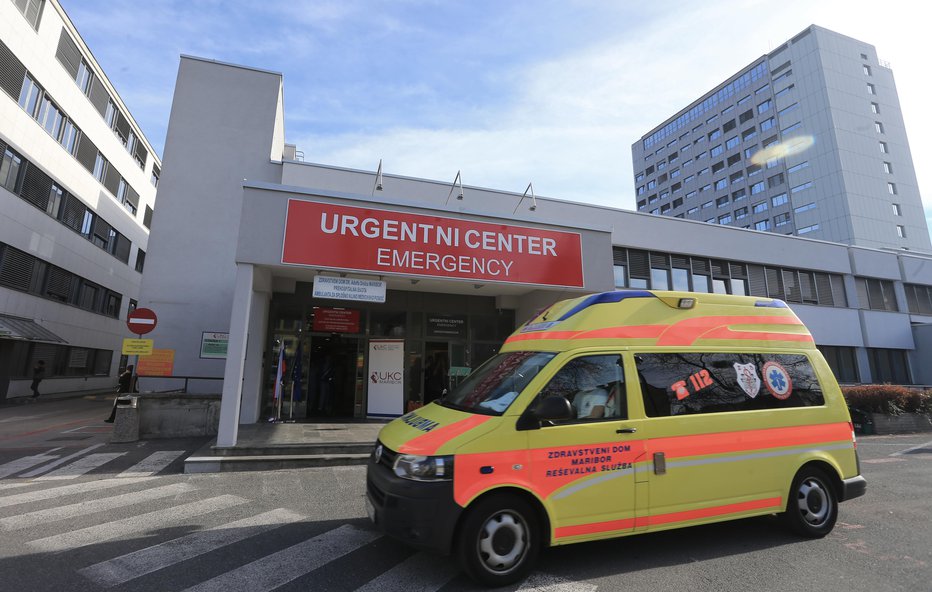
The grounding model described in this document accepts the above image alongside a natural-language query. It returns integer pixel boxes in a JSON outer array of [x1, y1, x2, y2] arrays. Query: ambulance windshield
[[441, 351, 556, 415]]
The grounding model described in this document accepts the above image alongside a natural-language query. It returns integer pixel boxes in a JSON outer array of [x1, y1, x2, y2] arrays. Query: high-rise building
[[0, 0, 159, 399], [632, 25, 930, 252]]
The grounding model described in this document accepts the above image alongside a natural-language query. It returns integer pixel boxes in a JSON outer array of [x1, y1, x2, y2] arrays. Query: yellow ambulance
[[365, 290, 866, 586]]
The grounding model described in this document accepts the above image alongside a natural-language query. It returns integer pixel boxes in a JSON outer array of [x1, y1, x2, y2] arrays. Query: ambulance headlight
[[393, 455, 454, 481]]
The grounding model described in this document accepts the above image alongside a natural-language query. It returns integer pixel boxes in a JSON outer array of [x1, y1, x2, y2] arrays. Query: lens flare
[[751, 135, 815, 166]]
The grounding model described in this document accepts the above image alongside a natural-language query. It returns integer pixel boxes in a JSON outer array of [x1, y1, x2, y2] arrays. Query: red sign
[[313, 308, 361, 333], [127, 308, 158, 335], [282, 200, 584, 287]]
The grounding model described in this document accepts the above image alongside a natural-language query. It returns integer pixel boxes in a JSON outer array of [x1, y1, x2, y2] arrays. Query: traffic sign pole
[[126, 308, 158, 392]]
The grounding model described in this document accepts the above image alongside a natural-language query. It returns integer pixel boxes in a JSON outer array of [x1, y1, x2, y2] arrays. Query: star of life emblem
[[734, 362, 761, 398]]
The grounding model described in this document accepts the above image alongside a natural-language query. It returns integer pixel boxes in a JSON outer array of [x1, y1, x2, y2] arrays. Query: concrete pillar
[[217, 263, 255, 448], [240, 268, 271, 424], [855, 347, 872, 383]]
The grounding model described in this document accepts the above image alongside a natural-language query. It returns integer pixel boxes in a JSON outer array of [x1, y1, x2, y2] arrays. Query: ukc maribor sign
[[282, 200, 584, 287]]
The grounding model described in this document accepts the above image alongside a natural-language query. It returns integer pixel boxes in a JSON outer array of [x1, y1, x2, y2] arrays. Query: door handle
[[616, 427, 637, 434]]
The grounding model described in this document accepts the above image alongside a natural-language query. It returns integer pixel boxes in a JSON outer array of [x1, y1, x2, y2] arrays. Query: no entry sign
[[127, 308, 158, 335]]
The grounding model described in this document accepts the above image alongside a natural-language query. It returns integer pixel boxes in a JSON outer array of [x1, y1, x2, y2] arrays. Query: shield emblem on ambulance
[[733, 363, 761, 398]]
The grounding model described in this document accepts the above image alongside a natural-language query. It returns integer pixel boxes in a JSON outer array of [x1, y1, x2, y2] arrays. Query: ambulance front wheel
[[783, 466, 838, 538], [457, 493, 540, 587]]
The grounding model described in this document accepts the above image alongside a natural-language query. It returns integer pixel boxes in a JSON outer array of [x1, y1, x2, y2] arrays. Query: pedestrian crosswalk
[[0, 466, 598, 591], [0, 445, 187, 481]]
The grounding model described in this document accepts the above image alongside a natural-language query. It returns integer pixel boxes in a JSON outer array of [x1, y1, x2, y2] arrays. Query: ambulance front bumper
[[366, 454, 463, 554]]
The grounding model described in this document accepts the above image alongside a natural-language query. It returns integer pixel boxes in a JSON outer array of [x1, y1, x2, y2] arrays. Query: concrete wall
[[138, 56, 285, 390]]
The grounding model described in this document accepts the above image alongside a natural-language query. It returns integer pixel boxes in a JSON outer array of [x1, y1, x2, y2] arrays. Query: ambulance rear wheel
[[783, 467, 837, 538], [457, 494, 540, 587]]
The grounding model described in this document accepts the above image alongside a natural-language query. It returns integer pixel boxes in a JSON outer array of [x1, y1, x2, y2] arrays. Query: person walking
[[30, 360, 45, 399], [104, 365, 134, 423]]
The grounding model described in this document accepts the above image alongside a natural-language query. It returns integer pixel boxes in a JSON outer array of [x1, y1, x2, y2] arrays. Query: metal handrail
[[136, 375, 223, 393]]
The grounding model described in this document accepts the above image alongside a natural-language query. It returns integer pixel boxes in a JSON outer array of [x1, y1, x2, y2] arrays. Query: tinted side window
[[635, 353, 823, 417], [533, 354, 626, 422]]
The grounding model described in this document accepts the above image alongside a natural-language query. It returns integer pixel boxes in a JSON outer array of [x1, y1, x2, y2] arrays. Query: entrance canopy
[[0, 314, 67, 343]]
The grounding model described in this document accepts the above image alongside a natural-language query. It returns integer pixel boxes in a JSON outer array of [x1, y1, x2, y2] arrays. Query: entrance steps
[[184, 442, 373, 473]]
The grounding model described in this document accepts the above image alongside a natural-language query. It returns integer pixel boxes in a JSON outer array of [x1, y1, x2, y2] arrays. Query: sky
[[64, 0, 932, 240]]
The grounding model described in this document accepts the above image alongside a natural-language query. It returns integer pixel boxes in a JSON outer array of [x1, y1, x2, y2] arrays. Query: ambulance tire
[[783, 467, 838, 538], [457, 494, 540, 587]]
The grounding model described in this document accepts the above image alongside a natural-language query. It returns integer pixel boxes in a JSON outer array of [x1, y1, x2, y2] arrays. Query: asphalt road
[[0, 397, 929, 591]]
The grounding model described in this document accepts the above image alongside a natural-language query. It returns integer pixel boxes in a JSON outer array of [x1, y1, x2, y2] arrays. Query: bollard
[[111, 395, 140, 443]]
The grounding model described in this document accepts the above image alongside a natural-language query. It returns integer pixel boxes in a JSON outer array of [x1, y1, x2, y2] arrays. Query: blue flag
[[291, 339, 303, 402]]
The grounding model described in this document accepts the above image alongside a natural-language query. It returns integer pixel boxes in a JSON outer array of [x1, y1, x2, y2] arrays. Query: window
[[135, 249, 146, 273], [767, 173, 785, 188], [871, 102, 880, 114], [687, 207, 699, 215], [723, 119, 737, 133], [684, 175, 695, 185], [873, 122, 885, 134], [798, 224, 819, 234], [778, 102, 799, 116], [93, 153, 107, 182], [11, 0, 44, 29], [76, 59, 92, 94], [46, 183, 63, 218], [732, 188, 747, 201], [855, 277, 898, 311], [892, 203, 901, 216], [710, 144, 724, 157], [794, 203, 816, 214], [737, 94, 751, 106], [17, 74, 42, 117], [750, 181, 765, 195], [635, 353, 824, 418], [774, 212, 791, 227], [883, 161, 893, 174], [887, 182, 897, 195], [773, 69, 793, 83], [781, 122, 802, 135], [647, 179, 657, 190], [712, 161, 725, 174], [742, 127, 757, 142], [61, 120, 79, 155], [757, 99, 772, 114], [533, 354, 626, 422], [818, 346, 859, 383], [702, 201, 713, 209], [787, 161, 809, 174], [1, 148, 24, 193], [879, 141, 888, 153], [748, 164, 762, 177], [721, 105, 735, 115], [771, 193, 788, 207], [755, 83, 769, 94], [904, 284, 932, 315], [896, 225, 906, 238], [718, 214, 732, 224], [735, 207, 748, 219], [791, 181, 813, 194], [729, 171, 744, 184], [725, 136, 740, 150], [698, 167, 710, 176], [37, 96, 64, 139], [752, 200, 768, 214], [727, 153, 742, 167], [700, 184, 712, 193], [105, 100, 117, 128], [867, 349, 911, 384], [709, 129, 722, 141], [754, 219, 771, 231], [866, 83, 875, 95], [775, 84, 794, 98], [716, 196, 729, 207]]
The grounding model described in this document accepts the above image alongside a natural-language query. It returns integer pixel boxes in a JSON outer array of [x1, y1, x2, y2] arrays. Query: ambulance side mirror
[[516, 396, 573, 431]]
